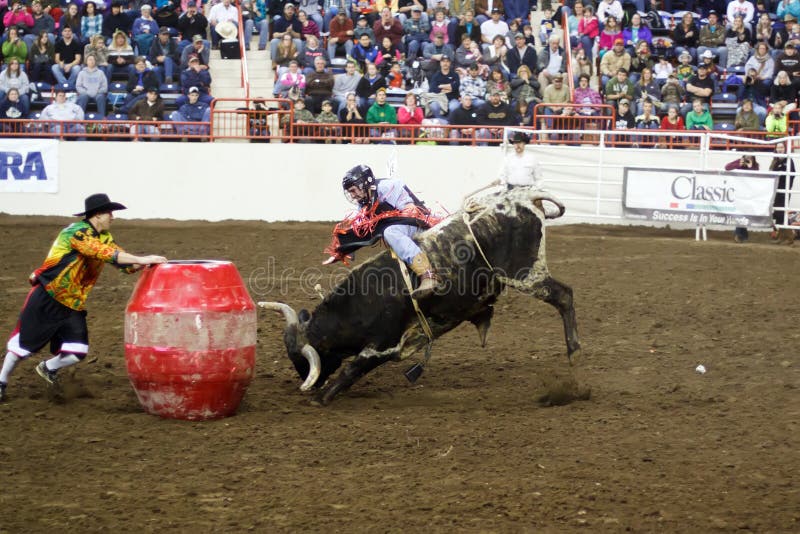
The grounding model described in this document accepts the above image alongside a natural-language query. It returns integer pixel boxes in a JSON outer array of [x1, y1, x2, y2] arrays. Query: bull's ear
[[299, 309, 311, 324]]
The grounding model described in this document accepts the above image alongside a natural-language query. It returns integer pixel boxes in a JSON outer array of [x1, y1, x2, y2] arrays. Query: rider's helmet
[[342, 164, 377, 206]]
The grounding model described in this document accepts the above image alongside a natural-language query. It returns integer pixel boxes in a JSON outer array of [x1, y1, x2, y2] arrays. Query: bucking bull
[[259, 188, 581, 405]]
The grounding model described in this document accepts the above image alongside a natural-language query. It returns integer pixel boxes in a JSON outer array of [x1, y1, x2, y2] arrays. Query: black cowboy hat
[[74, 193, 127, 217]]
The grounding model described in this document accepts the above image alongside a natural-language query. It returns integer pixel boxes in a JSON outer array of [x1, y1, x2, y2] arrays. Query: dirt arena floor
[[0, 215, 798, 533]]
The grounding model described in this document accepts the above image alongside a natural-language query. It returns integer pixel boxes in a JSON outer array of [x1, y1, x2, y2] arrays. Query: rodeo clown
[[0, 194, 167, 402], [323, 165, 443, 300]]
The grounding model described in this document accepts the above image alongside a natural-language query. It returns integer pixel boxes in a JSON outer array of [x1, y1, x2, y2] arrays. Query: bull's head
[[258, 302, 321, 391]]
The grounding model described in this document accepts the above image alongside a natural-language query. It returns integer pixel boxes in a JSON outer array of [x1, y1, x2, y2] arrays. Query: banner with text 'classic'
[[623, 167, 777, 227]]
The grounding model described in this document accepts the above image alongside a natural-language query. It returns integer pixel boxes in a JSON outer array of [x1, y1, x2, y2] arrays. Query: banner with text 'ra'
[[0, 139, 58, 193]]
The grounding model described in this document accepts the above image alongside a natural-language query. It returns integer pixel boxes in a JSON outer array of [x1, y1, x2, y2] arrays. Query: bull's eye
[[496, 203, 506, 212]]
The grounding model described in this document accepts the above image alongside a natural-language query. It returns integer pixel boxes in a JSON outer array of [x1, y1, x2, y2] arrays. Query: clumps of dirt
[[536, 372, 591, 407], [46, 381, 96, 404]]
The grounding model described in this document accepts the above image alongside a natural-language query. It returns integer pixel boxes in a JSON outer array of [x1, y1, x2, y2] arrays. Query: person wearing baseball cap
[[176, 3, 209, 50], [599, 30, 631, 87], [697, 9, 727, 68], [0, 195, 167, 402], [480, 5, 509, 45]]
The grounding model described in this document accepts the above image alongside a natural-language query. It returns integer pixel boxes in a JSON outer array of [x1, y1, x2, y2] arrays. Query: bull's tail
[[529, 191, 565, 220]]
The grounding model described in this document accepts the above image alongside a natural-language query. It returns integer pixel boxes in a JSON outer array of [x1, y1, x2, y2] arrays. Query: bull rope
[[391, 251, 434, 343]]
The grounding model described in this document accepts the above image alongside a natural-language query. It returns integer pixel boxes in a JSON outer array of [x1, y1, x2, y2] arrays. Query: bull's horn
[[299, 344, 321, 392], [258, 301, 299, 328], [530, 193, 566, 219]]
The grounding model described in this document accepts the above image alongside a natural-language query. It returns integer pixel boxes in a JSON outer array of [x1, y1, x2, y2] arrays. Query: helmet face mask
[[342, 164, 376, 206]]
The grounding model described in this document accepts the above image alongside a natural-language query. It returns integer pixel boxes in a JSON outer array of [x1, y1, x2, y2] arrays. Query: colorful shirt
[[30, 220, 133, 311]]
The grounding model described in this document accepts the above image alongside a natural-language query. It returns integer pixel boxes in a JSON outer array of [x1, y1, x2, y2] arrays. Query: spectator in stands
[[755, 12, 774, 46], [129, 87, 164, 140], [274, 34, 301, 77], [132, 5, 159, 56], [698, 10, 727, 69], [0, 59, 30, 116], [305, 56, 334, 112], [660, 73, 686, 113], [300, 35, 329, 74], [486, 67, 511, 103], [634, 99, 660, 145], [778, 1, 800, 21], [274, 59, 306, 98], [643, 0, 665, 31], [102, 1, 131, 42], [177, 53, 212, 105], [771, 70, 798, 112], [480, 8, 509, 46], [725, 154, 759, 243], [699, 50, 720, 86], [387, 61, 404, 87], [397, 92, 424, 139], [447, 93, 479, 141], [735, 98, 762, 130], [599, 37, 629, 87], [633, 67, 661, 114], [339, 91, 366, 127], [298, 9, 321, 41], [573, 73, 602, 115], [511, 65, 540, 108], [108, 30, 134, 79], [170, 86, 211, 136], [459, 62, 487, 106], [597, 0, 623, 27], [476, 89, 513, 142], [177, 2, 210, 51], [148, 27, 180, 84], [355, 61, 386, 111], [426, 56, 460, 117], [366, 87, 397, 140], [614, 97, 634, 128], [180, 35, 210, 71], [80, 1, 103, 43], [52, 27, 82, 88], [504, 0, 529, 28], [315, 99, 341, 140], [628, 41, 654, 85], [429, 9, 450, 45], [75, 53, 107, 117], [28, 31, 55, 84], [0, 88, 28, 126], [208, 0, 239, 49], [577, 5, 599, 61], [26, 1, 56, 51], [332, 60, 362, 112], [84, 34, 110, 83], [685, 98, 713, 130], [672, 12, 698, 64], [726, 15, 752, 69], [766, 100, 789, 135], [353, 14, 376, 43], [738, 67, 769, 111], [2, 27, 27, 66], [605, 67, 635, 110], [40, 88, 85, 136], [660, 105, 685, 130], [745, 41, 776, 99], [454, 34, 480, 74], [507, 32, 537, 80], [329, 10, 355, 58], [122, 56, 160, 113], [59, 3, 82, 41], [727, 0, 756, 29], [538, 35, 567, 91], [271, 4, 304, 59], [539, 72, 570, 129], [453, 9, 481, 46], [621, 13, 651, 55], [422, 31, 455, 77], [685, 63, 714, 108], [776, 42, 800, 85], [567, 2, 584, 48], [322, 0, 349, 33], [654, 55, 673, 83], [377, 35, 402, 76], [373, 7, 404, 50], [483, 34, 509, 76], [404, 6, 431, 61], [675, 50, 695, 83], [4, 0, 34, 40]]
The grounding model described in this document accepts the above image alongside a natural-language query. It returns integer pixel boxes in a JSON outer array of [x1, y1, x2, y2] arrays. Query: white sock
[[0, 352, 21, 384], [45, 354, 81, 371]]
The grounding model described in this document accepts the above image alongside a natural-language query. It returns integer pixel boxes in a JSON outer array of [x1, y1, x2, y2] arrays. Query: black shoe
[[0, 381, 6, 401], [35, 362, 58, 385]]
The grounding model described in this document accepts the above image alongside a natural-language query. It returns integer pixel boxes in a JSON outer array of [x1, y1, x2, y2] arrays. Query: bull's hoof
[[568, 348, 583, 367], [311, 388, 334, 406]]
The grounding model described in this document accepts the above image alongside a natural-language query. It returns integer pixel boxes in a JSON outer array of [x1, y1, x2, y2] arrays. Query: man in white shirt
[[726, 0, 755, 28], [480, 8, 509, 46], [208, 0, 239, 48], [596, 0, 623, 26], [495, 131, 543, 189]]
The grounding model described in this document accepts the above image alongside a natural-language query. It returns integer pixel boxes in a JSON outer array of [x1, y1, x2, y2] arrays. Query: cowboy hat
[[215, 20, 238, 40], [74, 193, 127, 217]]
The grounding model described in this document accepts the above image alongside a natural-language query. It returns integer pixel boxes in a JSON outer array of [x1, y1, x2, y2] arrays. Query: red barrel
[[125, 260, 256, 421]]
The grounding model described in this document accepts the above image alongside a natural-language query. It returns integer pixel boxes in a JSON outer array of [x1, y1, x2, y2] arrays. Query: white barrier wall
[[0, 140, 783, 222]]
